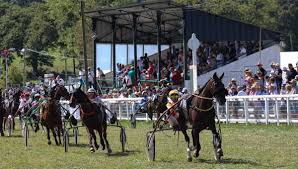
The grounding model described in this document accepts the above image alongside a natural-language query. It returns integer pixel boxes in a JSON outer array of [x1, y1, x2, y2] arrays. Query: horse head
[[69, 85, 89, 108], [50, 85, 70, 100], [211, 72, 228, 105]]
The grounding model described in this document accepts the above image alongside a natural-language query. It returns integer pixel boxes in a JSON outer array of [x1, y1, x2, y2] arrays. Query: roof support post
[[182, 9, 189, 81], [133, 14, 138, 85], [112, 16, 117, 88], [93, 39, 97, 90], [92, 19, 97, 90], [81, 1, 88, 90], [157, 10, 162, 82]]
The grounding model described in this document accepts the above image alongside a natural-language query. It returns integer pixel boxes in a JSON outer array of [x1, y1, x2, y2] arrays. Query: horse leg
[[90, 130, 99, 151], [51, 128, 59, 146], [46, 127, 51, 145], [3, 117, 6, 131], [210, 122, 223, 160], [57, 126, 62, 145], [0, 112, 4, 136], [181, 129, 192, 161], [96, 127, 105, 151], [102, 123, 112, 153], [192, 128, 202, 158]]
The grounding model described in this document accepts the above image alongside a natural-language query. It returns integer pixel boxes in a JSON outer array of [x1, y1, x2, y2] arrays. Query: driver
[[86, 88, 116, 124], [166, 89, 180, 129], [139, 91, 149, 113]]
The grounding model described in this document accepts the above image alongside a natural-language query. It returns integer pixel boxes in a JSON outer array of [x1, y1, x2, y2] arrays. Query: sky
[[96, 43, 169, 73]]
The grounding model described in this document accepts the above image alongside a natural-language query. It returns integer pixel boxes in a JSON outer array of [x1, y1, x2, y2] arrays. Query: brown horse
[[69, 86, 111, 153], [40, 85, 70, 145], [188, 72, 228, 161]]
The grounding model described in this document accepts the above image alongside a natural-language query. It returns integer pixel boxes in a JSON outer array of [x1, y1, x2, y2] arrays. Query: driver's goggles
[[170, 94, 179, 99]]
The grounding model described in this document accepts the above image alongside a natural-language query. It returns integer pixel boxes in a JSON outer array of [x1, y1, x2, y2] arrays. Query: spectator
[[282, 67, 289, 85], [87, 67, 94, 88], [274, 63, 282, 91], [228, 86, 238, 96], [237, 86, 247, 96], [239, 45, 247, 57], [172, 69, 182, 85], [287, 63, 297, 82], [269, 62, 275, 74], [256, 62, 267, 77]]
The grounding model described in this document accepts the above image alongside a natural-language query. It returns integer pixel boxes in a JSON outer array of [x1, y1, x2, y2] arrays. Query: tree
[[278, 0, 298, 51], [24, 3, 58, 76]]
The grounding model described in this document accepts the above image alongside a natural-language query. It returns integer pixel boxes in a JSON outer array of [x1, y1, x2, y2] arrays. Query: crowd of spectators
[[226, 62, 298, 96], [110, 41, 260, 90]]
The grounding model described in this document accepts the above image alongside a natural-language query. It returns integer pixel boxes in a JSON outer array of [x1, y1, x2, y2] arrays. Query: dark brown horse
[[188, 72, 228, 161], [4, 89, 22, 136], [0, 89, 6, 136], [146, 86, 171, 121], [69, 86, 111, 153], [40, 85, 70, 145]]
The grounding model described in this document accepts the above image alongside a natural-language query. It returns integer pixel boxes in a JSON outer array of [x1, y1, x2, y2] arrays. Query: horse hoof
[[48, 141, 51, 145], [107, 148, 112, 154], [95, 144, 99, 150], [193, 150, 199, 158], [90, 147, 95, 153], [187, 157, 192, 162], [217, 148, 223, 156]]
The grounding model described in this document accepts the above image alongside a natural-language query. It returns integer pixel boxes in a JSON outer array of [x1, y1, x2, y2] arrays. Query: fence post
[[126, 102, 129, 120], [225, 101, 229, 123], [275, 99, 279, 126], [265, 98, 268, 125], [244, 99, 248, 125], [119, 103, 122, 120], [286, 97, 290, 125]]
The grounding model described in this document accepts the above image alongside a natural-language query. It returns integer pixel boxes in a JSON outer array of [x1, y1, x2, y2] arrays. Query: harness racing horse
[[40, 85, 70, 145], [188, 72, 228, 161], [69, 86, 112, 153], [4, 89, 22, 136], [0, 89, 6, 136]]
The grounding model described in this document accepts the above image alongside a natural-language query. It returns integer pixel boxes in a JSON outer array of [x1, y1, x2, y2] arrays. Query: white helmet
[[57, 79, 65, 86], [87, 88, 96, 93]]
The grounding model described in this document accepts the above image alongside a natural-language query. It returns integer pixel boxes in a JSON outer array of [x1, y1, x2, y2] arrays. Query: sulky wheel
[[146, 133, 155, 161], [63, 130, 69, 152], [73, 127, 79, 145], [130, 114, 136, 129], [24, 124, 29, 147], [120, 127, 126, 152]]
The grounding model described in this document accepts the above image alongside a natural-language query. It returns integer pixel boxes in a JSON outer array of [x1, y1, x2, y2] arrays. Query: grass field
[[0, 121, 298, 169]]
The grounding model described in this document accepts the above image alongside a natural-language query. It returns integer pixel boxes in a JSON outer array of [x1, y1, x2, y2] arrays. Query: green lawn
[[0, 121, 297, 169]]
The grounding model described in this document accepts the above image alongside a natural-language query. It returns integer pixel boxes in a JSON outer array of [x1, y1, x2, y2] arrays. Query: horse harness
[[189, 94, 214, 112]]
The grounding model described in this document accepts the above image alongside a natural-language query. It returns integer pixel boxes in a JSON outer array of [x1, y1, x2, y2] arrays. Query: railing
[[60, 94, 298, 125], [59, 98, 148, 121], [221, 95, 298, 125]]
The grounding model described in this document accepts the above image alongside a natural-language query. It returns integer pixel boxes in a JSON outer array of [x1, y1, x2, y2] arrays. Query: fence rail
[[60, 94, 298, 125]]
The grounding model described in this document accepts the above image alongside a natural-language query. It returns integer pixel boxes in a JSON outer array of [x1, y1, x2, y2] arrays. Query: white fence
[[60, 94, 298, 125]]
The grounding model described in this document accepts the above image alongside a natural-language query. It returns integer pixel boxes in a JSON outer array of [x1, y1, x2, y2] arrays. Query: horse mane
[[197, 79, 211, 95]]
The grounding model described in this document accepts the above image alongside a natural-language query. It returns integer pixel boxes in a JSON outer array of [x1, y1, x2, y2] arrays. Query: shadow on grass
[[197, 158, 259, 166], [106, 150, 140, 157], [69, 143, 89, 148], [5, 134, 23, 138]]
